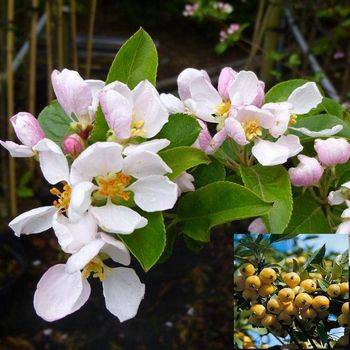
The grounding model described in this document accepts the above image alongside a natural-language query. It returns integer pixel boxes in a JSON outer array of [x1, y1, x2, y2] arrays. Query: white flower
[[33, 233, 145, 322], [328, 182, 350, 206], [174, 171, 195, 196]]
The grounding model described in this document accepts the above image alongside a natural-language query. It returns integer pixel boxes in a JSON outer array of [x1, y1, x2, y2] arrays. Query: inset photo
[[233, 234, 349, 349]]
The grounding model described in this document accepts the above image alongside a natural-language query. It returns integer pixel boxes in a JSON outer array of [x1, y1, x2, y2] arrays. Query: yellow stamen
[[215, 101, 231, 119], [289, 114, 297, 126], [82, 256, 110, 281], [96, 172, 131, 201], [243, 119, 262, 140], [130, 120, 145, 137], [50, 184, 72, 213]]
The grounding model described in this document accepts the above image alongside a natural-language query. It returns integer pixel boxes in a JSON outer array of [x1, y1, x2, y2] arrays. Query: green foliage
[[304, 244, 326, 271], [192, 158, 226, 188], [156, 113, 201, 149], [177, 181, 272, 242], [240, 165, 292, 233], [264, 79, 308, 103], [119, 212, 165, 271], [38, 100, 72, 145], [157, 225, 176, 264], [89, 106, 109, 142]]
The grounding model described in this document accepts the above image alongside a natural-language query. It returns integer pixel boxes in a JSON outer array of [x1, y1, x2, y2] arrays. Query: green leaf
[[192, 158, 226, 189], [293, 258, 299, 273], [240, 165, 292, 233], [316, 323, 328, 347], [269, 233, 299, 243], [119, 212, 165, 271], [177, 181, 272, 242], [183, 235, 205, 253], [89, 106, 109, 142], [38, 100, 71, 145], [304, 244, 326, 271], [160, 146, 210, 180], [158, 225, 177, 264], [156, 113, 201, 149], [264, 79, 308, 103], [319, 97, 343, 118], [317, 278, 330, 293], [105, 28, 158, 88], [331, 262, 342, 280], [284, 193, 331, 234], [291, 114, 350, 141]]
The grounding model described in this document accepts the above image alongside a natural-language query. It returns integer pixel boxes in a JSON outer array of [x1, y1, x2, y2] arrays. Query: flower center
[[289, 114, 297, 126], [96, 172, 131, 200], [130, 120, 145, 137], [243, 119, 262, 140], [50, 184, 72, 213], [82, 256, 110, 281]]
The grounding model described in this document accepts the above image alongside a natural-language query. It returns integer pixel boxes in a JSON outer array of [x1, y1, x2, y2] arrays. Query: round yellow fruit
[[259, 268, 277, 284], [234, 275, 245, 291], [242, 335, 252, 343], [283, 302, 298, 316], [300, 307, 317, 319], [338, 313, 349, 327], [250, 304, 266, 318], [283, 272, 301, 288], [258, 284, 276, 297], [342, 302, 349, 314], [267, 298, 283, 314], [294, 293, 313, 309], [240, 263, 255, 276], [297, 256, 306, 264], [245, 276, 262, 290], [242, 289, 258, 303], [340, 282, 349, 295], [261, 314, 277, 327], [312, 295, 330, 312], [327, 284, 341, 298], [309, 272, 322, 280], [278, 311, 293, 325], [300, 279, 317, 293], [278, 288, 295, 302]]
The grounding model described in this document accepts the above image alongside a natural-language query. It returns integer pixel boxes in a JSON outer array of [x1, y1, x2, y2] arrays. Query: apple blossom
[[314, 137, 350, 166], [248, 218, 267, 234], [34, 233, 144, 322], [288, 155, 324, 187], [175, 172, 195, 196], [336, 202, 350, 234], [63, 134, 85, 156], [328, 182, 350, 206]]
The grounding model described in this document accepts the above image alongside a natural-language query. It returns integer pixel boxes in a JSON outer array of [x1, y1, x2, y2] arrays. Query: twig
[[56, 0, 64, 69], [70, 0, 78, 70], [85, 0, 97, 77], [45, 0, 53, 101]]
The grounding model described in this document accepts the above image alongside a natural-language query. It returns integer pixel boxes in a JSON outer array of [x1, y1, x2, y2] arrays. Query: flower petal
[[177, 68, 210, 101], [102, 267, 145, 322], [228, 71, 260, 106], [69, 278, 91, 315], [69, 181, 96, 218], [224, 117, 248, 145], [122, 150, 172, 178], [85, 79, 105, 115], [33, 264, 86, 322], [235, 105, 275, 129], [9, 206, 56, 237], [100, 232, 131, 265], [160, 93, 186, 114], [336, 221, 350, 234], [0, 140, 34, 157], [70, 142, 123, 185], [262, 102, 292, 138], [290, 124, 343, 138], [33, 138, 70, 184], [276, 134, 303, 158], [123, 139, 170, 156], [90, 201, 147, 234], [287, 82, 323, 114], [128, 175, 178, 212]]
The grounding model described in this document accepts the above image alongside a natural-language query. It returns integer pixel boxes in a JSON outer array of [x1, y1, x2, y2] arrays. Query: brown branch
[[45, 0, 53, 101], [70, 0, 78, 70], [85, 0, 97, 77], [56, 0, 64, 69]]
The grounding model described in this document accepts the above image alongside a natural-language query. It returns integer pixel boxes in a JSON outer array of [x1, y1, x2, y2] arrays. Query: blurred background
[[0, 0, 349, 349]]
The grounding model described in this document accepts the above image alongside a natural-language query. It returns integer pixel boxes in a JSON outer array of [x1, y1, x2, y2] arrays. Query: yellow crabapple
[[286, 257, 294, 265], [235, 332, 245, 339], [324, 260, 332, 267], [294, 293, 313, 309], [293, 286, 301, 295], [259, 268, 277, 284], [338, 313, 349, 327], [300, 279, 317, 293], [278, 311, 293, 325], [250, 304, 266, 318], [242, 289, 258, 303], [258, 284, 276, 297], [327, 284, 341, 297], [234, 275, 245, 291], [297, 256, 306, 264], [245, 275, 262, 290], [342, 302, 349, 314], [283, 272, 301, 288], [261, 345, 269, 349], [300, 307, 317, 319], [312, 295, 330, 312], [278, 288, 295, 302], [267, 298, 283, 314], [261, 314, 277, 327], [340, 282, 349, 295], [242, 335, 252, 343], [283, 302, 298, 316], [240, 263, 255, 276], [309, 272, 323, 280]]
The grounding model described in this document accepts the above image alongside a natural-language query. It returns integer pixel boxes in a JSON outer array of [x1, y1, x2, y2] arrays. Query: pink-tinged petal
[[90, 201, 147, 234], [251, 81, 265, 107], [336, 221, 350, 234], [132, 80, 169, 138], [63, 134, 84, 156], [262, 102, 292, 138], [314, 137, 350, 166], [100, 232, 131, 265], [0, 140, 34, 157], [9, 206, 56, 237], [225, 117, 248, 146], [228, 71, 260, 106], [65, 239, 105, 273], [287, 82, 323, 114], [328, 189, 346, 206], [174, 171, 195, 196], [341, 207, 350, 219], [85, 79, 105, 115], [290, 125, 343, 138], [103, 81, 133, 103], [206, 128, 228, 154], [34, 264, 87, 322], [10, 112, 45, 146], [102, 267, 145, 322], [248, 218, 267, 234], [277, 134, 303, 157], [33, 138, 69, 184], [51, 69, 92, 118], [123, 150, 171, 179], [160, 93, 186, 114], [218, 67, 237, 100], [69, 278, 91, 315], [235, 105, 275, 129], [123, 139, 170, 156], [184, 98, 217, 123], [52, 212, 98, 254], [70, 142, 123, 185], [99, 89, 132, 139], [128, 175, 178, 212], [177, 68, 210, 101]]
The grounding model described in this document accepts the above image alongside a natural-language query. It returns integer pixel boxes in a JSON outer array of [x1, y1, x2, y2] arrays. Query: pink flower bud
[[248, 218, 267, 234], [63, 134, 84, 155], [288, 155, 324, 187], [10, 112, 45, 147], [314, 137, 350, 166], [218, 67, 237, 100]]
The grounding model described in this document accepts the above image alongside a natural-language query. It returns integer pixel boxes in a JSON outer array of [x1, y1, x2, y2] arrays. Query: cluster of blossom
[[219, 23, 240, 42], [183, 2, 200, 17], [212, 1, 233, 14], [183, 1, 233, 17]]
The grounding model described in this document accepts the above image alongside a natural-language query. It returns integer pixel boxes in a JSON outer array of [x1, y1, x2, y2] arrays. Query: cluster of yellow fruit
[[234, 262, 349, 345], [234, 332, 267, 349]]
